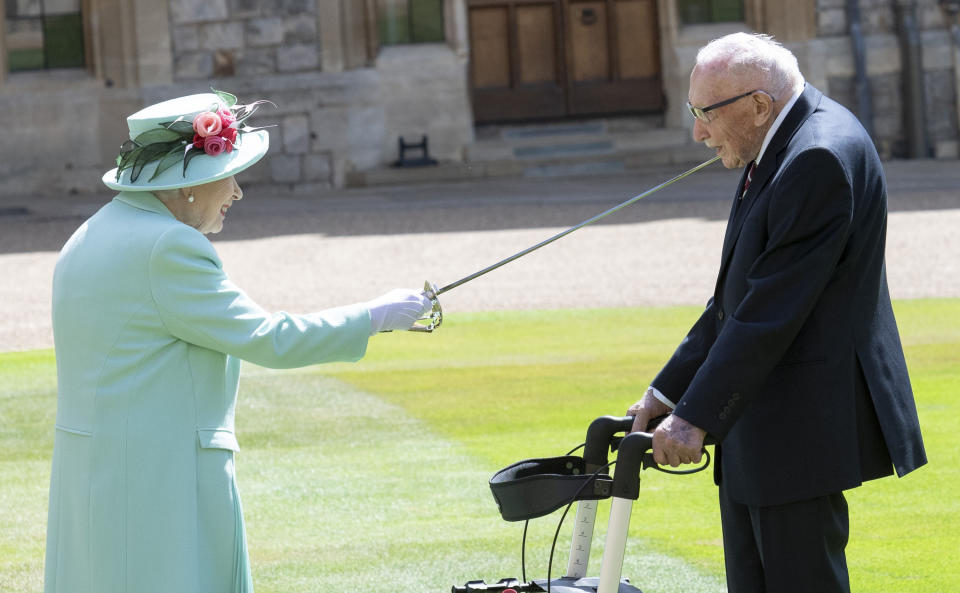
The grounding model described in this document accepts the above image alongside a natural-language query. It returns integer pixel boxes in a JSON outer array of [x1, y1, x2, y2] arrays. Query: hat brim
[[102, 129, 269, 191]]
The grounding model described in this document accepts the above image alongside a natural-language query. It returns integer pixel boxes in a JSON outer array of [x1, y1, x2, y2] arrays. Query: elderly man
[[626, 33, 926, 592]]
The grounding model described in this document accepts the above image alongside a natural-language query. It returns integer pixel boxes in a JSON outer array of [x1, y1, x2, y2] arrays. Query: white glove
[[365, 288, 433, 335]]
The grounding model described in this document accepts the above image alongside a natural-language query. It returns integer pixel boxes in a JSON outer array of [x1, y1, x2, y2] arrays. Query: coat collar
[[746, 83, 822, 199], [715, 84, 824, 285], [114, 191, 176, 219]]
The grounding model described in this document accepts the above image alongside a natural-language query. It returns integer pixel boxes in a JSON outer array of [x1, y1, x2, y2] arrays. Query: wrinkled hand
[[626, 388, 672, 434], [627, 388, 706, 467], [365, 288, 432, 335], [651, 414, 706, 468]]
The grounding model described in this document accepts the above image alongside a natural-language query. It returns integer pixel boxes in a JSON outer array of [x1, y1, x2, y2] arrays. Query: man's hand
[[626, 388, 672, 434], [651, 414, 707, 467]]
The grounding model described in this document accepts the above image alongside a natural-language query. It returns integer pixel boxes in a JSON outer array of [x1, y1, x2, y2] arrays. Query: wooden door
[[468, 0, 567, 122], [565, 0, 662, 115], [468, 0, 663, 123]]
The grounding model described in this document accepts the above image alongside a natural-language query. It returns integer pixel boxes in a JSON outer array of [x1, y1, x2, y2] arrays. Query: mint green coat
[[46, 192, 370, 593]]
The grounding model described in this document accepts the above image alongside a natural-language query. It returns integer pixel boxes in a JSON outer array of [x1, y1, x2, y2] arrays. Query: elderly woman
[[45, 92, 431, 593]]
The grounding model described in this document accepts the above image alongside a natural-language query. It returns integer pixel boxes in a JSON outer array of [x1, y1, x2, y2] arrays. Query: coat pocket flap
[[197, 429, 240, 451]]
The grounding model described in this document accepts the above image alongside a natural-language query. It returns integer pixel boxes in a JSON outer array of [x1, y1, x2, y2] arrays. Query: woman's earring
[[188, 194, 195, 203]]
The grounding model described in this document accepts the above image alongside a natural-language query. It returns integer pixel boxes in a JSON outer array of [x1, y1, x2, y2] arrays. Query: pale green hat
[[102, 91, 270, 191]]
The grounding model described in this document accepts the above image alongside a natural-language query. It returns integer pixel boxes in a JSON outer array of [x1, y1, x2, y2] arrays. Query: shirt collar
[[756, 86, 803, 165]]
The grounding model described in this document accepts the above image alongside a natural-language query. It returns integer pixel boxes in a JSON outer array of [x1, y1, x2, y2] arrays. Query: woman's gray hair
[[696, 33, 805, 99]]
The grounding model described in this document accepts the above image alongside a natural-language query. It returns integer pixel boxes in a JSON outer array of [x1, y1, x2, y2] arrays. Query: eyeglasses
[[686, 89, 776, 123]]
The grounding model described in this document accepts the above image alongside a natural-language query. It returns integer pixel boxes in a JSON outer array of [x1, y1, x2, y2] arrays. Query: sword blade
[[435, 155, 721, 296]]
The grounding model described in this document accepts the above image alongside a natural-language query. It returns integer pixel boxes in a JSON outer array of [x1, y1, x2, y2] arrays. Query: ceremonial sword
[[408, 155, 722, 332]]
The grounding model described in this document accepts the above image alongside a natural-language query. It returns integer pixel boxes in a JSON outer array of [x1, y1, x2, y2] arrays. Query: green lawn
[[1, 300, 956, 592]]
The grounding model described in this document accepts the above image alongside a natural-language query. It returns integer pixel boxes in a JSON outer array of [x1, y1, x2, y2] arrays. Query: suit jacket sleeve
[[148, 225, 369, 368], [650, 297, 717, 403], [670, 147, 855, 440]]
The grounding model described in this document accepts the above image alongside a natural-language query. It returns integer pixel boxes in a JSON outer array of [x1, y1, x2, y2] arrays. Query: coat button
[[718, 310, 725, 321], [719, 412, 727, 420]]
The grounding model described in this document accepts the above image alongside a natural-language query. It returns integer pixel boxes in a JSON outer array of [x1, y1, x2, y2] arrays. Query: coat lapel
[[716, 84, 823, 284], [719, 165, 752, 255]]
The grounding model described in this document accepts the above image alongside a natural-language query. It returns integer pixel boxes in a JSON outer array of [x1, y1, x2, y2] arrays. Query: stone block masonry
[[170, 4, 319, 82]]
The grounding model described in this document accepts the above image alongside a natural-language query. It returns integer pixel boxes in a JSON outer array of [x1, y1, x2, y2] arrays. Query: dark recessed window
[[6, 0, 85, 72], [677, 0, 744, 24], [378, 0, 445, 45]]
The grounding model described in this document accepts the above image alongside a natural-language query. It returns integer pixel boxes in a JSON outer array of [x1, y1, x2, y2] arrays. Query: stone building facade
[[662, 0, 960, 160], [0, 0, 959, 196], [0, 0, 474, 194], [812, 0, 960, 158]]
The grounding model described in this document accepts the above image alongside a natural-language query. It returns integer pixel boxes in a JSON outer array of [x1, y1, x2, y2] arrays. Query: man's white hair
[[696, 33, 805, 99]]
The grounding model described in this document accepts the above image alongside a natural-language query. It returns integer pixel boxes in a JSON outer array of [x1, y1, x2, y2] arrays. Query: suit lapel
[[719, 166, 752, 254], [716, 85, 823, 284]]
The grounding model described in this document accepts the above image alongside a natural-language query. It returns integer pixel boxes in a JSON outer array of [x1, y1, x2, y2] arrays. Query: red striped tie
[[740, 161, 756, 199]]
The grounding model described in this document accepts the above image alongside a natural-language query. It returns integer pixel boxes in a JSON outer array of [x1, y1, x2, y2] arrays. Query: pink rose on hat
[[193, 110, 223, 137], [192, 105, 240, 154], [203, 135, 228, 156], [218, 107, 236, 128], [221, 126, 238, 147]]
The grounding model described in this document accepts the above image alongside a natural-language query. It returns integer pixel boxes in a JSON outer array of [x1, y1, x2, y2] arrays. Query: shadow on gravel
[[1, 160, 958, 255]]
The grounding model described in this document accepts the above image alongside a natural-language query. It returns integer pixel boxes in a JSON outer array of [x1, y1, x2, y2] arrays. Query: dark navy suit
[[651, 84, 926, 591]]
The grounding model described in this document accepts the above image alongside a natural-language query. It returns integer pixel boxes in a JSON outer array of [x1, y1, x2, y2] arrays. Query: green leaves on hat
[[133, 128, 181, 145], [164, 119, 195, 136], [116, 122, 194, 183], [212, 88, 238, 108], [113, 88, 270, 184], [154, 144, 189, 180]]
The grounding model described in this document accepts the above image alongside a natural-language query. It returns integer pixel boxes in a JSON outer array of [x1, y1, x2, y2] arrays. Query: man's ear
[[753, 93, 773, 126]]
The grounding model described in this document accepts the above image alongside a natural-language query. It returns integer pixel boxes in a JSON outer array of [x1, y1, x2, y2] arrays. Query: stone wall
[[0, 73, 140, 196], [0, 0, 474, 196], [816, 0, 959, 158], [169, 0, 322, 80], [142, 46, 472, 192], [164, 0, 473, 190], [3, 0, 959, 199]]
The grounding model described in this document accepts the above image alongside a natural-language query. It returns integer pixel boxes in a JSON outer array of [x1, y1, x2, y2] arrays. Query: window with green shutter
[[5, 0, 85, 71], [677, 0, 744, 24], [378, 0, 445, 45]]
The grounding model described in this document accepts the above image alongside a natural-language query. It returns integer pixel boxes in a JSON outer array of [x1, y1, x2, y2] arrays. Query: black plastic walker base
[[453, 577, 641, 593], [458, 416, 702, 593]]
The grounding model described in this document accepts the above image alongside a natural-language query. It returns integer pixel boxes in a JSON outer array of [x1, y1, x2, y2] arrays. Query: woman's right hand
[[365, 289, 433, 335]]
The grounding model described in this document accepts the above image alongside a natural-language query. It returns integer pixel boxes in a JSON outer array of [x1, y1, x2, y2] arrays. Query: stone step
[[467, 128, 692, 161], [348, 138, 711, 187], [474, 114, 663, 140], [348, 120, 708, 187]]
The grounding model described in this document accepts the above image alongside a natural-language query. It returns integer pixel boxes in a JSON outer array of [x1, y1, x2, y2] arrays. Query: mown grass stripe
[[236, 371, 724, 593]]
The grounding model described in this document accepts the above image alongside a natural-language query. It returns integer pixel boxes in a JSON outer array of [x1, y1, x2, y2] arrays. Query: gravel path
[[2, 159, 958, 352]]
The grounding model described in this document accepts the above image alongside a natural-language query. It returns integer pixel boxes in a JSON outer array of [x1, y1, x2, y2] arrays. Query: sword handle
[[407, 280, 443, 332]]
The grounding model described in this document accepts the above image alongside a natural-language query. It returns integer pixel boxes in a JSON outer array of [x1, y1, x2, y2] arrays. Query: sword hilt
[[407, 280, 442, 332]]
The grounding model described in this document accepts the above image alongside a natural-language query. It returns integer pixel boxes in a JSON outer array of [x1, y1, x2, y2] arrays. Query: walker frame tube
[[565, 416, 636, 578]]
